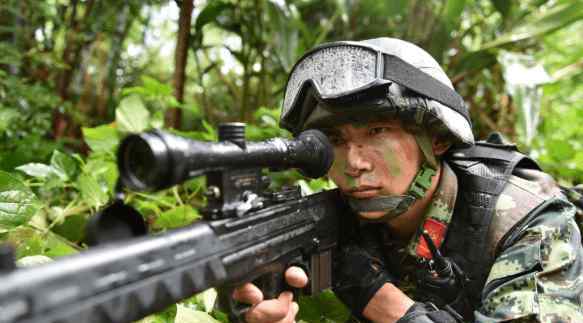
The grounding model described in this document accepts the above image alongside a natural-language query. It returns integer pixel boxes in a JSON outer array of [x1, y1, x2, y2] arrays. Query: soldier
[[233, 38, 583, 322]]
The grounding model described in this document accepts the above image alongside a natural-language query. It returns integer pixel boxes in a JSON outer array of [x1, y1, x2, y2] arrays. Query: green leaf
[[142, 75, 173, 97], [298, 290, 350, 323], [84, 156, 119, 194], [52, 214, 87, 243], [453, 49, 498, 75], [481, 2, 583, 50], [490, 0, 513, 19], [77, 173, 108, 209], [153, 205, 200, 230], [15, 163, 54, 178], [193, 289, 218, 313], [0, 171, 40, 230], [5, 226, 78, 259], [0, 109, 19, 132], [43, 233, 79, 258], [444, 0, 467, 30], [195, 1, 233, 31], [201, 120, 217, 141], [50, 150, 78, 181], [116, 95, 151, 133], [179, 102, 202, 119], [82, 125, 119, 153], [174, 305, 220, 323], [547, 139, 575, 161]]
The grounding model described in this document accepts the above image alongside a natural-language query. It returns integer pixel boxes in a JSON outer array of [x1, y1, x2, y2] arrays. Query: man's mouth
[[346, 186, 382, 198]]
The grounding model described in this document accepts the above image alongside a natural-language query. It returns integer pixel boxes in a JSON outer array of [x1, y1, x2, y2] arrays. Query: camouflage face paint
[[326, 120, 423, 200], [328, 153, 357, 189], [381, 148, 402, 178]]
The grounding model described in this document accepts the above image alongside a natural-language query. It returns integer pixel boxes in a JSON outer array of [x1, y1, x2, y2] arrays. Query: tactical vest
[[442, 137, 551, 312]]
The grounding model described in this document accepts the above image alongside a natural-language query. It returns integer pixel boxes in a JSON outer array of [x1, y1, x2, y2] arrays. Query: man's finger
[[245, 291, 293, 323], [276, 301, 299, 323], [285, 266, 309, 288], [232, 283, 264, 305]]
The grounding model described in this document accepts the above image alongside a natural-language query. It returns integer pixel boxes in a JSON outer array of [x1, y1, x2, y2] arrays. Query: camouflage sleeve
[[475, 197, 583, 322]]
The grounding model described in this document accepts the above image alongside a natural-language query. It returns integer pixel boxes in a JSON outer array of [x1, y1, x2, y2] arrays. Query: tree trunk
[[166, 0, 194, 129], [52, 0, 96, 139]]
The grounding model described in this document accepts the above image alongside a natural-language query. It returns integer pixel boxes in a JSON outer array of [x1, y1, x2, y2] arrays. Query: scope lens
[[123, 136, 158, 190]]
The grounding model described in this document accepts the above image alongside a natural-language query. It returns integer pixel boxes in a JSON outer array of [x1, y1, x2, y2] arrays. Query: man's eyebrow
[[319, 128, 341, 137]]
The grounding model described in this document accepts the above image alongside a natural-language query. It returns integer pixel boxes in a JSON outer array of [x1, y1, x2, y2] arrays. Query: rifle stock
[[0, 124, 342, 323]]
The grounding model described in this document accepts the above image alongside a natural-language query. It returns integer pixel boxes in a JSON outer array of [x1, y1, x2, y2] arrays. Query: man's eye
[[369, 127, 390, 136], [328, 136, 346, 146]]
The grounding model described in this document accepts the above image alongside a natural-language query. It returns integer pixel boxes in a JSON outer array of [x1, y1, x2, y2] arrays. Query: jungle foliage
[[0, 0, 581, 322]]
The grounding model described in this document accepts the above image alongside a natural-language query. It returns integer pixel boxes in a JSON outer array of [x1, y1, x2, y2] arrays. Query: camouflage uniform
[[356, 162, 583, 322]]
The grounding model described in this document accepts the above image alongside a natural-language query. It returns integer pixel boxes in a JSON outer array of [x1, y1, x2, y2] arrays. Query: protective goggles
[[280, 41, 469, 133]]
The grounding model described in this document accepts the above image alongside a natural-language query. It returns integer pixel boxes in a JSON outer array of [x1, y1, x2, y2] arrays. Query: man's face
[[324, 119, 423, 220]]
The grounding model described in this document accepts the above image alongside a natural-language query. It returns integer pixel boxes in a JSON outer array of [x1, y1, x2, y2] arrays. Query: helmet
[[280, 37, 474, 147]]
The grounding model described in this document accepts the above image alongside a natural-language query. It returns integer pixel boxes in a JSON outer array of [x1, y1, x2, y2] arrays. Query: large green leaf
[[83, 157, 118, 193], [142, 76, 173, 97], [77, 173, 108, 209], [50, 150, 78, 181], [51, 214, 87, 243], [0, 171, 41, 230], [193, 289, 218, 313], [153, 205, 200, 230], [116, 95, 151, 133], [15, 163, 54, 179], [194, 0, 233, 32], [82, 125, 120, 154], [444, 0, 467, 29], [481, 2, 583, 50], [5, 226, 78, 259], [298, 290, 350, 323]]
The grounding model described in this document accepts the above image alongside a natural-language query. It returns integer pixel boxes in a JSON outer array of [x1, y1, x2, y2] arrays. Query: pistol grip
[[218, 270, 302, 323]]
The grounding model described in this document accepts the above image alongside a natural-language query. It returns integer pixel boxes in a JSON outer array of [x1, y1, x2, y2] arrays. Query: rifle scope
[[118, 124, 334, 191]]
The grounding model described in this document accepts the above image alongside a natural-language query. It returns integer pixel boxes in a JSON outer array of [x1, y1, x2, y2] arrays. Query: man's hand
[[333, 242, 414, 322], [232, 267, 308, 323]]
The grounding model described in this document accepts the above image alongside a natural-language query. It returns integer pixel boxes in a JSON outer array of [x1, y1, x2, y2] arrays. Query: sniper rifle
[[0, 123, 343, 323]]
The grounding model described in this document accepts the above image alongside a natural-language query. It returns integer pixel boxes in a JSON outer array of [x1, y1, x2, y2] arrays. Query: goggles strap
[[382, 53, 469, 124]]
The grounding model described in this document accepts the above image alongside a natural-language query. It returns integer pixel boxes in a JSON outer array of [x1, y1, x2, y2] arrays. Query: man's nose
[[344, 144, 373, 176]]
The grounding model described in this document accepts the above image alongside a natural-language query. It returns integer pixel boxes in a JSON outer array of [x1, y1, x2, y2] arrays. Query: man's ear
[[432, 137, 451, 156]]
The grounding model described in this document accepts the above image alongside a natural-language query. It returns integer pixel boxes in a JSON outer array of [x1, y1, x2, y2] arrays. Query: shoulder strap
[[444, 137, 543, 307]]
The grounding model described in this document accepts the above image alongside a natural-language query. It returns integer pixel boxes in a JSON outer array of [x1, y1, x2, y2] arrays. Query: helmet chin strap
[[346, 132, 437, 222]]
